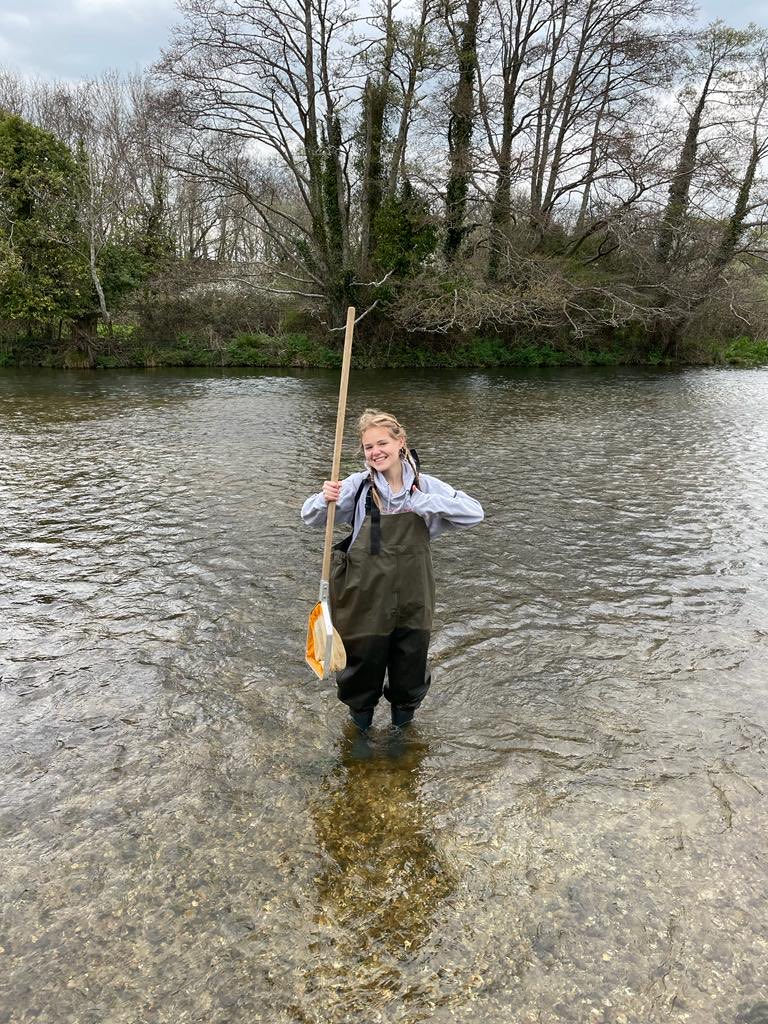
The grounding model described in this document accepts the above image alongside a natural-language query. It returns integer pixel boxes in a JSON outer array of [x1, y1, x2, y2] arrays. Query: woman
[[302, 409, 484, 730]]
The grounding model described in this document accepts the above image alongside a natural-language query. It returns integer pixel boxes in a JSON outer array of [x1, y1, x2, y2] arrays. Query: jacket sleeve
[[409, 473, 484, 529], [301, 471, 367, 528]]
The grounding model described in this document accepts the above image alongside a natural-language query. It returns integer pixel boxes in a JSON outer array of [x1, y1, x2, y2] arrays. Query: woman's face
[[362, 428, 403, 474]]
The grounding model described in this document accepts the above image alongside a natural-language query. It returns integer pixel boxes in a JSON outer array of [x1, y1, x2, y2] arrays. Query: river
[[1, 366, 767, 1024]]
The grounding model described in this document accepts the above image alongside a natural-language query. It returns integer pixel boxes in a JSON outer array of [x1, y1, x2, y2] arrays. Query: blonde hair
[[357, 408, 419, 496], [357, 408, 407, 445]]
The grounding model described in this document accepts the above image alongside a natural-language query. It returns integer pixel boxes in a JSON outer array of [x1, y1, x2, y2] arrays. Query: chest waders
[[330, 484, 435, 722]]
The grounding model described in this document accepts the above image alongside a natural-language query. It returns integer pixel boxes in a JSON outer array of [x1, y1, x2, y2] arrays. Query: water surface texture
[[1, 366, 767, 1024]]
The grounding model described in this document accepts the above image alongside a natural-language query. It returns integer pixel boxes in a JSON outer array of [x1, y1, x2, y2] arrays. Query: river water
[[1, 366, 767, 1024]]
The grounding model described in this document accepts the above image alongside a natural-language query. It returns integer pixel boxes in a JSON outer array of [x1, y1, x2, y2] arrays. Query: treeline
[[1, 1, 768, 368]]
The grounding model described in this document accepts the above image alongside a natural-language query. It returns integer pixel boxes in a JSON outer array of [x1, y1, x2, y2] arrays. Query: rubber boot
[[349, 707, 375, 732], [391, 705, 415, 728]]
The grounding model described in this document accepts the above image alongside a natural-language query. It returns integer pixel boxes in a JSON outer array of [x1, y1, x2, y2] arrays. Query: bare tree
[[657, 21, 754, 265], [527, 0, 684, 236], [358, 0, 397, 265], [477, 0, 548, 276], [0, 69, 26, 116], [386, 0, 440, 196], [711, 32, 768, 271], [443, 0, 482, 260], [157, 0, 360, 321]]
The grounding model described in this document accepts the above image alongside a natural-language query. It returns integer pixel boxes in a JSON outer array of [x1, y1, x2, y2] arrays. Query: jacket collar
[[371, 457, 414, 498]]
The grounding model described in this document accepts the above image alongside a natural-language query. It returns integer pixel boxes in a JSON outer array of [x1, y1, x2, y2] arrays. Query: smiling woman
[[301, 408, 484, 732]]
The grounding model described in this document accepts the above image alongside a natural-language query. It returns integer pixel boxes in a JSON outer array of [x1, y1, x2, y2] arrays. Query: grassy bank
[[1, 328, 767, 370]]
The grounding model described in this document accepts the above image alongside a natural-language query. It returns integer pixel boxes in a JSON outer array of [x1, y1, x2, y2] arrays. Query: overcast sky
[[0, 0, 766, 82]]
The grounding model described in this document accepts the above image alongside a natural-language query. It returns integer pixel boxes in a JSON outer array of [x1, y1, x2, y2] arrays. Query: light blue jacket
[[301, 459, 484, 546]]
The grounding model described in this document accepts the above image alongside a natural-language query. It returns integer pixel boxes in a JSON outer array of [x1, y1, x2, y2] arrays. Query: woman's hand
[[322, 480, 342, 503]]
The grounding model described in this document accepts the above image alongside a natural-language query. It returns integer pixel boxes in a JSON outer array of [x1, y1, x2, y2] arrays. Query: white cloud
[[0, 31, 28, 63], [697, 0, 768, 23], [0, 0, 763, 84], [0, 13, 33, 28], [72, 0, 158, 15], [0, 0, 178, 78]]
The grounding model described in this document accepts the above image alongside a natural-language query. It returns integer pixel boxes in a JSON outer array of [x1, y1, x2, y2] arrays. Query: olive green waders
[[330, 492, 435, 718]]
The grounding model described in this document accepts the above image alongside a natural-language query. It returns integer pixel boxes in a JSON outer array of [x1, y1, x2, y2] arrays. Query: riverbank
[[1, 330, 767, 370]]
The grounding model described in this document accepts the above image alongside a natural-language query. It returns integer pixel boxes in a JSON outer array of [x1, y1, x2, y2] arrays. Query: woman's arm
[[301, 471, 368, 528], [409, 473, 484, 529]]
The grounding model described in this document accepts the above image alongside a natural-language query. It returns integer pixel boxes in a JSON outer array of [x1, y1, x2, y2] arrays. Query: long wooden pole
[[319, 307, 355, 591]]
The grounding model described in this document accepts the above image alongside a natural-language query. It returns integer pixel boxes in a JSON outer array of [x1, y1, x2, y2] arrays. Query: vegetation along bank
[[1, 4, 768, 369]]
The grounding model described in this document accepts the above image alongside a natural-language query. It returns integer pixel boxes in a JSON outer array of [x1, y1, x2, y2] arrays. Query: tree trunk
[[574, 45, 613, 232], [71, 311, 99, 366], [360, 0, 395, 265], [488, 153, 512, 279], [484, 0, 545, 277], [537, 0, 600, 237], [387, 0, 432, 196], [529, 2, 568, 226], [89, 239, 112, 336], [444, 0, 482, 261], [712, 137, 761, 271], [360, 79, 387, 264], [656, 73, 712, 265], [302, 0, 329, 271]]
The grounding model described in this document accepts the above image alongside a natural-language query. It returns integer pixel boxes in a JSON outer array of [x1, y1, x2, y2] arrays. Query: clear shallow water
[[1, 366, 767, 1024]]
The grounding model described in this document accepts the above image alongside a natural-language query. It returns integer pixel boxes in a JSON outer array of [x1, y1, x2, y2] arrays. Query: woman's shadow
[[310, 725, 455, 964]]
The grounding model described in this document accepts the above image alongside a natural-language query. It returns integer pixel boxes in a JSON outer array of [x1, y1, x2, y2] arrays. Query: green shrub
[[226, 331, 342, 368], [508, 343, 568, 367], [94, 353, 123, 368], [582, 348, 620, 367], [453, 336, 512, 366], [228, 333, 270, 366], [96, 321, 137, 340], [721, 336, 768, 366]]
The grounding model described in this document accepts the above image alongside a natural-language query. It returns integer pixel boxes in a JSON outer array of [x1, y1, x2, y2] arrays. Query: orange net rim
[[305, 601, 346, 678]]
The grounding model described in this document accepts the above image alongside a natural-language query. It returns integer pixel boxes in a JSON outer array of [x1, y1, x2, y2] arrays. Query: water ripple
[[1, 366, 767, 1023]]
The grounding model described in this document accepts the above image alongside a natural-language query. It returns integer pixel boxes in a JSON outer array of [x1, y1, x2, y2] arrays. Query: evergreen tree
[[0, 114, 90, 331]]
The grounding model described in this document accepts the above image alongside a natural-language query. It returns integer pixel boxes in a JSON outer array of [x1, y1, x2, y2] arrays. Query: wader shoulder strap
[[332, 478, 368, 555], [332, 476, 381, 555], [408, 447, 421, 494], [353, 476, 369, 509], [364, 486, 381, 555]]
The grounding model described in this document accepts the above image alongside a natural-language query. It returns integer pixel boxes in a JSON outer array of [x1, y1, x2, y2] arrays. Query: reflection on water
[[1, 366, 768, 1024], [312, 728, 453, 956]]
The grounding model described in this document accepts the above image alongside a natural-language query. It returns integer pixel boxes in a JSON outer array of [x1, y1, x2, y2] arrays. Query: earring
[[399, 446, 407, 457]]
